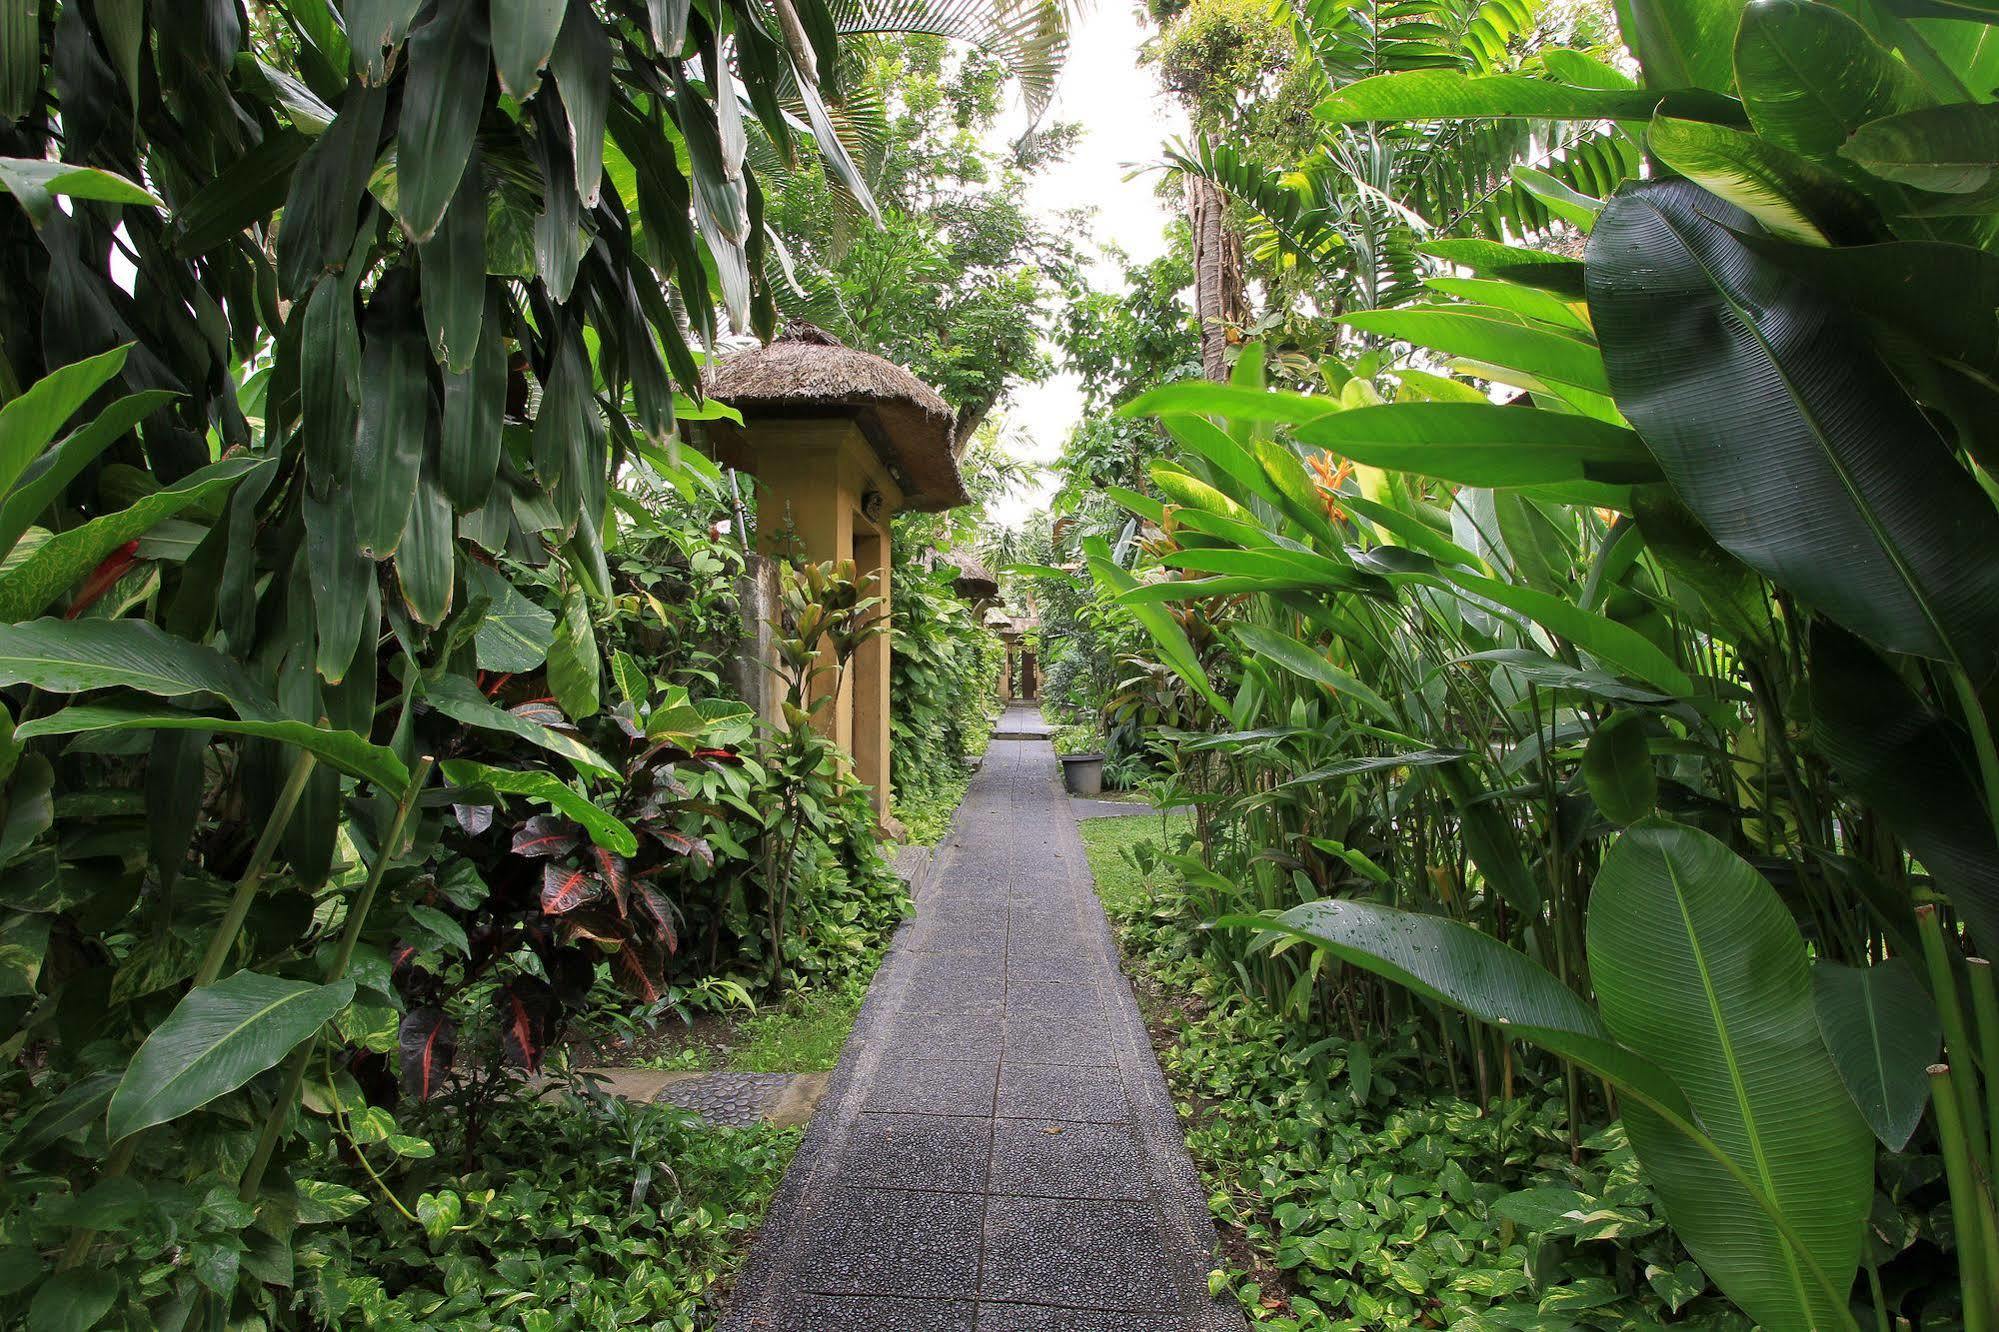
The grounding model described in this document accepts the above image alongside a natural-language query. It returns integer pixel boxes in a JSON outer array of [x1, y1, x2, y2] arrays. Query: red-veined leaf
[[540, 861, 601, 914], [397, 1007, 457, 1100], [511, 814, 579, 860]]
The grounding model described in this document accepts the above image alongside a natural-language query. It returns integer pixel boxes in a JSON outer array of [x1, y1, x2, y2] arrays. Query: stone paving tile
[[977, 1305, 1186, 1332], [842, 1113, 992, 1193], [980, 1196, 1179, 1311], [996, 1063, 1130, 1123], [1005, 1016, 1121, 1067], [796, 1187, 984, 1299], [893, 1014, 1004, 1062], [862, 1057, 997, 1117], [1005, 955, 1102, 985], [781, 1295, 975, 1331], [1004, 980, 1107, 1021], [901, 976, 1005, 1016], [905, 953, 1007, 983], [905, 926, 1009, 956], [988, 1119, 1149, 1200]]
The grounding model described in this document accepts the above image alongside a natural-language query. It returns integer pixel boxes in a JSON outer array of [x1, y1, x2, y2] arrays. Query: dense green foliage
[[299, 1089, 797, 1330], [1031, 0, 1999, 1327], [1081, 814, 1742, 1330], [0, 4, 1043, 1324], [889, 542, 999, 841]]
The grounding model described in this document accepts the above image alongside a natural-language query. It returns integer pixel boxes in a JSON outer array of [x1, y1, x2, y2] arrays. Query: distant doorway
[[1018, 649, 1038, 700]]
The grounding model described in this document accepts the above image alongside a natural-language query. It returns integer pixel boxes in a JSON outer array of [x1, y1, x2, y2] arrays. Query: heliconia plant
[[1042, 0, 1999, 1325]]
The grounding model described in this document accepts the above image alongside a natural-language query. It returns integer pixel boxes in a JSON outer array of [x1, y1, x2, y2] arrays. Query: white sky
[[983, 3, 1187, 529]]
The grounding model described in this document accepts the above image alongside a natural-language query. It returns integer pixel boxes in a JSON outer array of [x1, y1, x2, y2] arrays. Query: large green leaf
[[1589, 819, 1873, 1331], [1232, 624, 1395, 723], [1418, 240, 1585, 297], [439, 284, 507, 512], [1808, 620, 1999, 952], [422, 673, 613, 779], [465, 562, 553, 672], [0, 618, 277, 719], [0, 455, 259, 621], [1583, 711, 1657, 823], [395, 0, 489, 243], [492, 0, 566, 98], [106, 970, 357, 1143], [1339, 307, 1612, 397], [1731, 234, 1999, 382], [16, 706, 409, 790], [1242, 897, 1694, 1122], [352, 282, 432, 558], [1843, 101, 1999, 194], [1428, 568, 1695, 696], [1811, 959, 1940, 1152], [1293, 403, 1655, 488], [418, 152, 486, 372], [1613, 0, 1743, 92], [0, 390, 179, 563], [1646, 115, 1876, 244], [0, 346, 132, 496], [1084, 539, 1231, 718], [1588, 179, 1999, 674], [1121, 381, 1342, 426], [1733, 0, 1931, 164], [1314, 70, 1742, 126], [439, 758, 635, 854], [546, 582, 600, 720]]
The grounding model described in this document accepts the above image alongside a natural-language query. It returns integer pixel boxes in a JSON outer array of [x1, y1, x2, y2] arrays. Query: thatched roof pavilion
[[941, 548, 998, 601], [704, 323, 970, 512]]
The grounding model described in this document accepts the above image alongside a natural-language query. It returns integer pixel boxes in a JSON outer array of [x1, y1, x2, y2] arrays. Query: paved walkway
[[721, 707, 1242, 1332]]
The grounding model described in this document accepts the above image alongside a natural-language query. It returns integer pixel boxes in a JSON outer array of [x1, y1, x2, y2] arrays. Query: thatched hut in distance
[[702, 323, 970, 822], [941, 548, 999, 606]]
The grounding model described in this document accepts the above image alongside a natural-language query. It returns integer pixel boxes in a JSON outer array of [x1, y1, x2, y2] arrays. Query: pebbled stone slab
[[860, 1056, 997, 1117], [978, 1305, 1189, 1332], [989, 1118, 1150, 1200], [981, 1196, 1180, 1311], [1005, 980, 1108, 1021], [778, 1295, 975, 1332], [1005, 1016, 1121, 1067], [794, 1187, 985, 1299], [996, 1062, 1132, 1124], [842, 1113, 992, 1194]]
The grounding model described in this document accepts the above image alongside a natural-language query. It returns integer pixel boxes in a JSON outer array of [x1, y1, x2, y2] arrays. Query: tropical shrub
[[888, 540, 999, 841], [296, 1086, 797, 1329], [1069, 1, 1999, 1327]]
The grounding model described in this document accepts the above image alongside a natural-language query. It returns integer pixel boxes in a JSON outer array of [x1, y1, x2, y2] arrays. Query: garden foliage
[[1043, 0, 1999, 1327]]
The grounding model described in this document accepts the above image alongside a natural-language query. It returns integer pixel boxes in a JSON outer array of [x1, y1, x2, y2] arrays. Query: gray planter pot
[[1059, 753, 1105, 797]]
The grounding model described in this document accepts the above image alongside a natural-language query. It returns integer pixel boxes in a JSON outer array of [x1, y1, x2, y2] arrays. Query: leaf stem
[[1931, 1063, 1994, 1332], [238, 756, 433, 1205], [192, 748, 321, 989]]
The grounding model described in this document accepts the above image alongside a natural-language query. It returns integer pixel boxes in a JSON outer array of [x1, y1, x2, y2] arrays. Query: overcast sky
[[983, 3, 1187, 529]]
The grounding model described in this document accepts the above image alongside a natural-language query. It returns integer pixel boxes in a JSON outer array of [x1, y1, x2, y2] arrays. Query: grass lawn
[[1076, 810, 1193, 918]]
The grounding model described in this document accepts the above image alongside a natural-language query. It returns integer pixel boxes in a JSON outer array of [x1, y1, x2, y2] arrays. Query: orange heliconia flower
[[1308, 453, 1356, 521]]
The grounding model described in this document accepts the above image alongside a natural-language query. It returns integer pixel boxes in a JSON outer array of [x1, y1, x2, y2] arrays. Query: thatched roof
[[941, 548, 998, 600], [704, 323, 970, 512]]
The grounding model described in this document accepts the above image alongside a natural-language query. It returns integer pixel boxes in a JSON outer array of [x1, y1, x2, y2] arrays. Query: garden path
[[719, 707, 1243, 1331]]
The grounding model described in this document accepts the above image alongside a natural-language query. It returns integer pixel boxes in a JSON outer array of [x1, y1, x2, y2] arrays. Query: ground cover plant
[[1079, 813, 1743, 1330], [1030, 0, 1999, 1326]]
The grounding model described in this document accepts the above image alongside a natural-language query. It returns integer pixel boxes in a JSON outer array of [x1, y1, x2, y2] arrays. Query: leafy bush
[[889, 542, 1000, 841], [296, 1089, 796, 1330], [1080, 815, 1739, 1330]]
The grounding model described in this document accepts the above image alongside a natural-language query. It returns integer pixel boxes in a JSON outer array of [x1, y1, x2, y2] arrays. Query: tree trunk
[[1186, 174, 1243, 382]]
